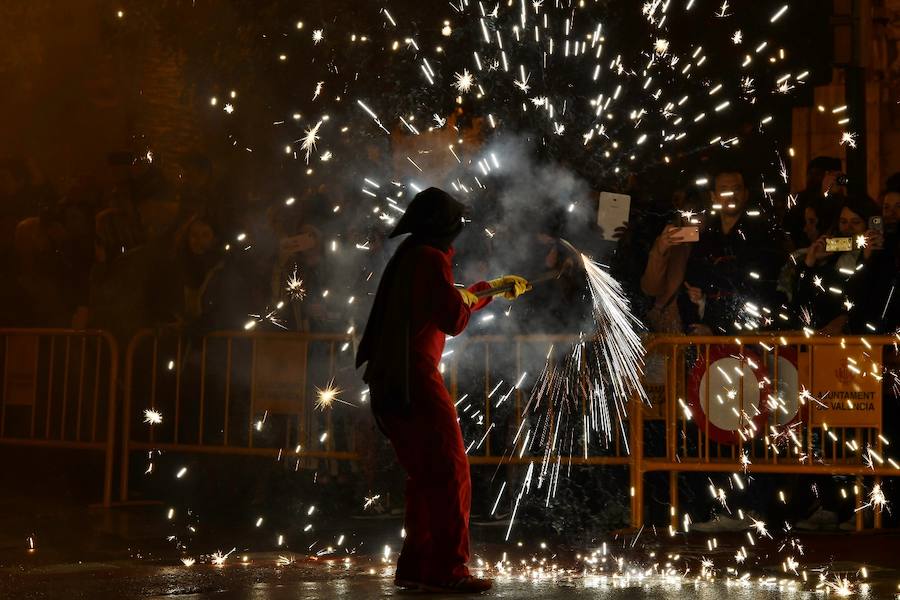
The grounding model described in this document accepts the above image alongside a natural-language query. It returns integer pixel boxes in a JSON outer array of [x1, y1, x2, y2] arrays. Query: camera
[[835, 173, 849, 187]]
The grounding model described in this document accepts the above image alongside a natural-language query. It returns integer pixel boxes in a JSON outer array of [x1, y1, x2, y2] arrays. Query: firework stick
[[471, 270, 560, 299], [471, 238, 588, 298]]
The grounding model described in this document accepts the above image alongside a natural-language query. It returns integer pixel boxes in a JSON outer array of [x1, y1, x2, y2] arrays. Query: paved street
[[2, 449, 899, 598], [2, 556, 890, 600]]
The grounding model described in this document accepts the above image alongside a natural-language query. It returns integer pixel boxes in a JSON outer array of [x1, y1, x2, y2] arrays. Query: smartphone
[[868, 216, 884, 249], [597, 192, 632, 241], [825, 237, 853, 252], [670, 226, 700, 243]]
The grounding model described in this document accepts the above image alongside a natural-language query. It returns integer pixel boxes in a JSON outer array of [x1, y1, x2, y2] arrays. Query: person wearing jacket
[[356, 187, 528, 593]]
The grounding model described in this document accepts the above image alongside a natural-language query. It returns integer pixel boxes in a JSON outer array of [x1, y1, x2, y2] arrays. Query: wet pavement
[[1, 555, 895, 599], [3, 448, 900, 598]]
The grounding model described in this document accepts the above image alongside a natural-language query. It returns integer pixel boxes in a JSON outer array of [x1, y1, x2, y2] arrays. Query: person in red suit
[[356, 187, 527, 593]]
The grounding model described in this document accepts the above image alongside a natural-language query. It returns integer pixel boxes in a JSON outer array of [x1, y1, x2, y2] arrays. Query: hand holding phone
[[824, 237, 853, 253], [597, 192, 631, 241], [669, 226, 700, 243], [867, 216, 884, 251]]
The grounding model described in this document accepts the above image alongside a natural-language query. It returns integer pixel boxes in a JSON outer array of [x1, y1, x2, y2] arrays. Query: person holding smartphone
[[794, 196, 881, 335], [679, 166, 783, 335], [640, 188, 705, 333]]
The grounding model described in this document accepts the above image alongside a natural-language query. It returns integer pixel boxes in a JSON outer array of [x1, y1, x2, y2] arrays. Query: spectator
[[274, 222, 339, 332], [514, 207, 588, 332], [173, 215, 224, 324], [640, 187, 706, 333], [679, 167, 784, 335], [85, 207, 148, 341], [882, 186, 900, 243], [177, 153, 215, 211], [793, 196, 882, 335], [13, 205, 71, 327], [854, 190, 900, 334], [784, 157, 845, 250], [777, 203, 828, 305]]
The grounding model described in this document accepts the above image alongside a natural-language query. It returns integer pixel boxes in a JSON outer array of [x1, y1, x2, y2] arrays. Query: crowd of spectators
[[2, 152, 899, 345], [0, 153, 395, 346], [619, 158, 900, 339]]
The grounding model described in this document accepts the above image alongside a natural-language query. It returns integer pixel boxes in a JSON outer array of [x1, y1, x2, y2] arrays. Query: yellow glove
[[488, 275, 529, 300], [457, 288, 479, 308]]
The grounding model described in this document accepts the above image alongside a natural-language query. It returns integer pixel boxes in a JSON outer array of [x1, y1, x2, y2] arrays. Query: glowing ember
[[143, 409, 163, 425], [453, 69, 475, 93], [285, 266, 307, 301], [315, 380, 346, 411]]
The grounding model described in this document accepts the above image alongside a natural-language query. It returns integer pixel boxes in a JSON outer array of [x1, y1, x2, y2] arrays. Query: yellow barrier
[[118, 328, 898, 532], [633, 334, 899, 531], [119, 329, 359, 502], [119, 331, 634, 503], [0, 328, 118, 507], [448, 333, 631, 466]]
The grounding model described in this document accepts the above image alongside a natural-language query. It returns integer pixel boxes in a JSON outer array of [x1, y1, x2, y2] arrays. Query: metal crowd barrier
[[116, 329, 900, 532], [119, 331, 632, 502], [448, 334, 630, 468], [632, 334, 900, 531], [119, 329, 358, 502], [0, 328, 118, 507]]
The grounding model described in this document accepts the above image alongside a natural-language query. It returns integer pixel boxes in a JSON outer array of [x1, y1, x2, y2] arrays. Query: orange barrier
[[448, 334, 631, 467], [119, 329, 358, 502], [118, 328, 898, 531], [119, 331, 633, 503], [632, 334, 899, 531], [0, 328, 118, 507]]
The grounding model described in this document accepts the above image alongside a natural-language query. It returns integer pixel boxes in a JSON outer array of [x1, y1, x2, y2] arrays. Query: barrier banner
[[3, 335, 38, 407], [808, 344, 882, 429], [642, 349, 667, 419], [252, 338, 308, 414]]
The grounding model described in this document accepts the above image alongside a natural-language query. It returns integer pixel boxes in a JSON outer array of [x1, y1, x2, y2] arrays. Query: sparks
[[840, 131, 858, 149], [315, 380, 345, 411], [143, 409, 163, 425], [300, 120, 323, 164], [453, 69, 475, 93], [285, 266, 306, 301]]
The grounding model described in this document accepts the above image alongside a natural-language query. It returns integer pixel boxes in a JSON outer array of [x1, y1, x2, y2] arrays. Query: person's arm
[[640, 235, 672, 297], [418, 247, 491, 336]]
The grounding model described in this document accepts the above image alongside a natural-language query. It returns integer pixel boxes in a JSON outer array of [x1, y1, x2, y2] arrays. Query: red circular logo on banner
[[688, 345, 770, 444]]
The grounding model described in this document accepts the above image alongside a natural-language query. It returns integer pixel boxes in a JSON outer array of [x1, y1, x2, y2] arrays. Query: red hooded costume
[[356, 188, 491, 585]]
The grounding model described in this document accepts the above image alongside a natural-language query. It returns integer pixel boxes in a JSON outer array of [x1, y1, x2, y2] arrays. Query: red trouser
[[380, 369, 471, 584]]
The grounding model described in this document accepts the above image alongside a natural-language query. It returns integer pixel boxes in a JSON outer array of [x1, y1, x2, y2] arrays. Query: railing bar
[[60, 337, 71, 441], [45, 337, 55, 439], [703, 343, 710, 463], [483, 341, 491, 458], [226, 338, 233, 446], [327, 341, 336, 456], [29, 336, 40, 439], [199, 338, 207, 444], [0, 336, 8, 438], [90, 336, 101, 442], [149, 336, 158, 444], [174, 336, 183, 444], [75, 336, 87, 441]]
